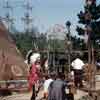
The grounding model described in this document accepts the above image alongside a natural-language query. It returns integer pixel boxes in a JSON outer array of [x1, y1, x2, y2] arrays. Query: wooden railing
[[0, 80, 29, 92]]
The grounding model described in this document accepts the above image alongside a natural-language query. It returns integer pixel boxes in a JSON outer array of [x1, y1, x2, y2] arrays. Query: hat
[[71, 58, 85, 70]]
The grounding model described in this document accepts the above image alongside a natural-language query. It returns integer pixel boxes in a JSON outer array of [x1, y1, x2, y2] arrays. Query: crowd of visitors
[[27, 51, 86, 100]]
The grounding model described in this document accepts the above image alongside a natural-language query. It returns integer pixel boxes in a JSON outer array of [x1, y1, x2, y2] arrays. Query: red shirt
[[28, 64, 40, 90]]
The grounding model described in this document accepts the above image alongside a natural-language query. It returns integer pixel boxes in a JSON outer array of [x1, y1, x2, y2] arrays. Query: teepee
[[0, 21, 28, 80]]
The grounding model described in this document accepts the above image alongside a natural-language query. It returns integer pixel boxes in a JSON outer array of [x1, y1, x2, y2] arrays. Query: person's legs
[[74, 69, 83, 88], [78, 70, 83, 87], [74, 70, 78, 87], [31, 85, 35, 100], [66, 93, 74, 100]]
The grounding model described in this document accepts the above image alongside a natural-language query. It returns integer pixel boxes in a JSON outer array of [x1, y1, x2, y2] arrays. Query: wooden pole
[[91, 44, 96, 89], [66, 21, 71, 73], [88, 32, 91, 64]]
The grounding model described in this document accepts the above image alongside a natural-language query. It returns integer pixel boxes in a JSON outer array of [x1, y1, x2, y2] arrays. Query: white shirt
[[43, 79, 53, 93], [71, 58, 85, 70]]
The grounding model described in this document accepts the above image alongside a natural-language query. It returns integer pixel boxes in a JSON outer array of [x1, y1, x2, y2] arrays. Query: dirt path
[[0, 90, 43, 100], [0, 81, 100, 100], [0, 89, 88, 100]]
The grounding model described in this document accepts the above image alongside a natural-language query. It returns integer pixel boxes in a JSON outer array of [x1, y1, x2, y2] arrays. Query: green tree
[[36, 33, 47, 50], [76, 0, 100, 62], [71, 36, 86, 50], [12, 33, 33, 57], [76, 0, 100, 49], [11, 32, 48, 57], [76, 0, 100, 89]]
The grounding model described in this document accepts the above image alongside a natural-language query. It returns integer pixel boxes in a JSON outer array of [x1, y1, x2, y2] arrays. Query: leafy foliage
[[76, 26, 84, 35], [11, 33, 33, 57], [71, 36, 86, 50], [76, 0, 100, 49], [11, 31, 86, 58]]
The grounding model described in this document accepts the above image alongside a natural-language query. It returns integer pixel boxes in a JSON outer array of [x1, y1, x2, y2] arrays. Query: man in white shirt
[[71, 58, 85, 88], [43, 73, 55, 99]]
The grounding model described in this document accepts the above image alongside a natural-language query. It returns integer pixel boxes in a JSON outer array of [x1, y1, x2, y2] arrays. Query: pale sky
[[0, 0, 100, 35]]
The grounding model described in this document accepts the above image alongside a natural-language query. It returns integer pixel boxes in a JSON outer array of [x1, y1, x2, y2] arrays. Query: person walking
[[48, 72, 68, 100], [43, 72, 55, 99], [27, 52, 41, 100], [71, 58, 84, 88]]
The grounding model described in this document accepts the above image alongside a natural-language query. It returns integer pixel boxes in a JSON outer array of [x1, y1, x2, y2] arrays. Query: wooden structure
[[83, 64, 96, 89], [0, 21, 28, 82]]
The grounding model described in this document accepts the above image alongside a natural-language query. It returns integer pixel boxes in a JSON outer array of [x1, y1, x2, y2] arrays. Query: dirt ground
[[0, 89, 88, 100], [0, 81, 100, 100]]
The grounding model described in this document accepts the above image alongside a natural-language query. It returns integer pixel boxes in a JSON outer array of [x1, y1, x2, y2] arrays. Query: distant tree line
[[10, 31, 86, 57]]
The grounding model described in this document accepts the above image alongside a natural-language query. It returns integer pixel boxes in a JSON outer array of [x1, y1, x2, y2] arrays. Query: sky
[[0, 0, 100, 36]]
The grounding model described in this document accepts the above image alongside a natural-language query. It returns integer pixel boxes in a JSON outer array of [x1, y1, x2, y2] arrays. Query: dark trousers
[[31, 85, 35, 100], [66, 93, 74, 100], [74, 69, 83, 87]]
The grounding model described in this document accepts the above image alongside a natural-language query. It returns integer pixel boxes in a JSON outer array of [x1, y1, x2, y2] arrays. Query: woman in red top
[[28, 52, 41, 100]]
